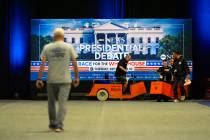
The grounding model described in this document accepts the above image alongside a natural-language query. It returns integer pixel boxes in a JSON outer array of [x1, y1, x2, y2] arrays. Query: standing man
[[36, 28, 79, 132], [115, 54, 131, 94], [172, 50, 190, 102]]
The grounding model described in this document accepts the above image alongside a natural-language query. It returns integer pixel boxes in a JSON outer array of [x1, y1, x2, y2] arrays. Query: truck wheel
[[97, 89, 109, 101]]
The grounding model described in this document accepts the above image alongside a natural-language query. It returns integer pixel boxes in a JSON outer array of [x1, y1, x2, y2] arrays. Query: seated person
[[157, 59, 173, 83], [115, 54, 131, 94], [156, 59, 173, 101]]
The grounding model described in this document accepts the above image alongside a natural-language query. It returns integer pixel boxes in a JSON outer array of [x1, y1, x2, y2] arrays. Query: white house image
[[63, 22, 165, 55]]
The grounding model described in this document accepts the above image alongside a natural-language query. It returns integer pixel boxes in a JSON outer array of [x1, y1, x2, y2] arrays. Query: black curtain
[[0, 0, 10, 98], [125, 0, 190, 18]]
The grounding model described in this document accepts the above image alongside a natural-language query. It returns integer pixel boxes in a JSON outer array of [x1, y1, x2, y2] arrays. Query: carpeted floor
[[0, 100, 210, 140]]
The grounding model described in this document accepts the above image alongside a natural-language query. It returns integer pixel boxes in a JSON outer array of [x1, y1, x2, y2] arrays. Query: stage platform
[[0, 100, 210, 140]]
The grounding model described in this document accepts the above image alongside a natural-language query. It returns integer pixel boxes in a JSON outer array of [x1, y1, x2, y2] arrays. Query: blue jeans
[[47, 83, 71, 128]]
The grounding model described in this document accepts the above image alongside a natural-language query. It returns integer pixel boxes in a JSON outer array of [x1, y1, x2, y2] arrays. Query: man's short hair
[[125, 54, 131, 61], [53, 28, 64, 37], [125, 54, 131, 58], [162, 59, 167, 62]]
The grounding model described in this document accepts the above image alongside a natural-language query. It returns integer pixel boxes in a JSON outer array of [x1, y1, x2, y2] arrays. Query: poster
[[31, 19, 192, 80]]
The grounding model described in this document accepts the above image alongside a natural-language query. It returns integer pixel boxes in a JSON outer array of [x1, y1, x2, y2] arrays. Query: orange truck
[[150, 81, 189, 99], [87, 80, 147, 101], [87, 80, 189, 101]]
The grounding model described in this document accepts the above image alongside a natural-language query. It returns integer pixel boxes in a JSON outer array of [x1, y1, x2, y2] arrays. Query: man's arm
[[169, 67, 174, 81], [37, 57, 46, 80], [119, 66, 127, 72], [36, 56, 46, 88], [157, 67, 162, 73], [72, 57, 79, 87], [183, 59, 190, 79], [72, 57, 79, 79], [69, 45, 79, 87], [117, 59, 127, 73]]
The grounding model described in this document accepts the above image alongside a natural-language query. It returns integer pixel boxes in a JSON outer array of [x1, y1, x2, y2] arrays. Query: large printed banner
[[31, 19, 192, 80]]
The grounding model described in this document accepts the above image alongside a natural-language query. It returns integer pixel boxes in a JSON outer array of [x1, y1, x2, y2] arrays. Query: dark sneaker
[[49, 124, 57, 131]]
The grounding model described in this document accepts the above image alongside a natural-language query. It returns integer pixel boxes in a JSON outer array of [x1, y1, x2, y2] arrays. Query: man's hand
[[36, 80, 44, 89], [73, 78, 80, 88], [185, 74, 190, 80], [164, 69, 169, 72], [171, 75, 174, 81], [184, 75, 191, 86], [72, 57, 79, 88], [36, 56, 46, 89]]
